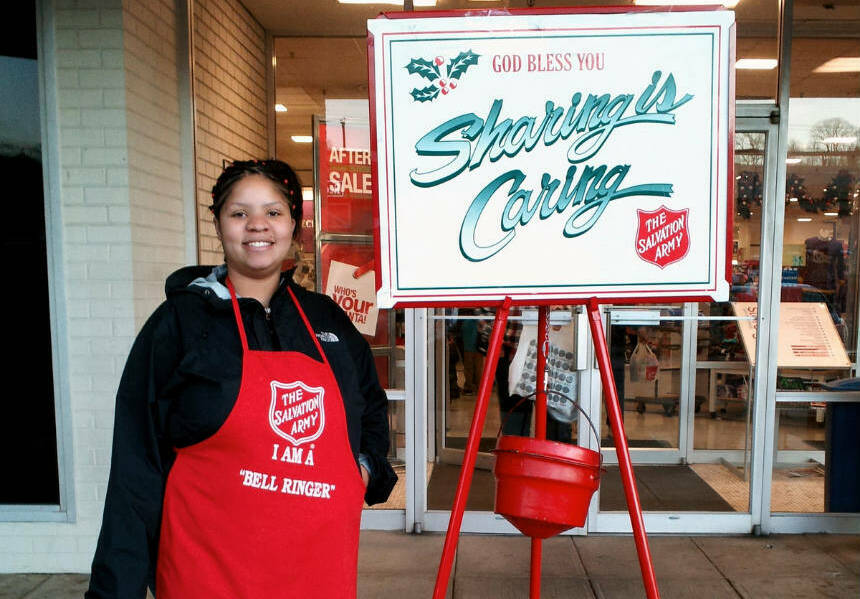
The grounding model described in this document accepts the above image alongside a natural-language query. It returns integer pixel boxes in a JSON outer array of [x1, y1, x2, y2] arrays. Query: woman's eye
[[230, 211, 246, 218], [268, 210, 281, 217]]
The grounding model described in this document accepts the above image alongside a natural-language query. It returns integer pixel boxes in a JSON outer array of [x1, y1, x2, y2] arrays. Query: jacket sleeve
[[334, 306, 397, 505], [86, 302, 181, 599]]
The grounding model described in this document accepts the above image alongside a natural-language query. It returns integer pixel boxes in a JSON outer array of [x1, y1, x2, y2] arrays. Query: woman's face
[[215, 174, 295, 281]]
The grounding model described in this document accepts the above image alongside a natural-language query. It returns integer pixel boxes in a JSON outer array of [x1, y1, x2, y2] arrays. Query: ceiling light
[[824, 212, 838, 217], [275, 104, 288, 113], [338, 0, 436, 5], [821, 136, 857, 145], [789, 197, 798, 202], [291, 135, 313, 143], [797, 217, 812, 222], [786, 158, 802, 164], [814, 57, 860, 73], [302, 187, 313, 202], [736, 59, 777, 70]]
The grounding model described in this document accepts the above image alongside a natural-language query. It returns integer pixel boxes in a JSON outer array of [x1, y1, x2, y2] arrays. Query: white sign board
[[368, 9, 734, 308], [733, 302, 851, 369]]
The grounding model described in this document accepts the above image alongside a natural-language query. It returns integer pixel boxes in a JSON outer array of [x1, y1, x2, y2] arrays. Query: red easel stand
[[432, 297, 512, 597], [432, 299, 661, 599]]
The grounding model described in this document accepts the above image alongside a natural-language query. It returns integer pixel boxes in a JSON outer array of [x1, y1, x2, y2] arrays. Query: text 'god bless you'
[[407, 70, 693, 261]]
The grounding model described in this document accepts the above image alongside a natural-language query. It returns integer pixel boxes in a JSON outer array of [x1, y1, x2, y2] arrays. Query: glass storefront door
[[764, 93, 860, 532], [424, 307, 588, 534], [420, 118, 779, 534], [589, 118, 777, 533]]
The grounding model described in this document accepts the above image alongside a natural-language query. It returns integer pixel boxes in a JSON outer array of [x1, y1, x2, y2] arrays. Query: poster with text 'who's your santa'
[[368, 8, 734, 308]]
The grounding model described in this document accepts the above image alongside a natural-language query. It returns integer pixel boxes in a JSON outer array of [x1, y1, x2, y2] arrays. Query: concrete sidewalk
[[1, 532, 858, 598]]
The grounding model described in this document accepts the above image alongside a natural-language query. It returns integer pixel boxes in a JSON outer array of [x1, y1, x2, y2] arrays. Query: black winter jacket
[[86, 265, 396, 598]]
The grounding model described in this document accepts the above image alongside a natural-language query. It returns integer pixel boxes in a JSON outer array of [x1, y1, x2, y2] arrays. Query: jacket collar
[[166, 264, 297, 309]]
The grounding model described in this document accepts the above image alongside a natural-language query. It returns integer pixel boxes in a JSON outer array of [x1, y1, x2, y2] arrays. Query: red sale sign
[[635, 206, 690, 269], [317, 121, 374, 235]]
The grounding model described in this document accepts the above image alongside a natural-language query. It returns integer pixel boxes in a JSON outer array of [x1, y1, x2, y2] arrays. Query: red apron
[[156, 281, 365, 598]]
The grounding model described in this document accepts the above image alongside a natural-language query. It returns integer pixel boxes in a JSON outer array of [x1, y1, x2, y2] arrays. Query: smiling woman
[[211, 162, 300, 305], [87, 159, 396, 598]]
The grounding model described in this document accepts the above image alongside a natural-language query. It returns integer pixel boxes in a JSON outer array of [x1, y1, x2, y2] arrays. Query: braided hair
[[210, 159, 303, 239]]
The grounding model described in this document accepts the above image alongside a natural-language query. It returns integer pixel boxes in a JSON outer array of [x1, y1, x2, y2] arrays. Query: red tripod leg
[[530, 305, 549, 599], [586, 298, 661, 599], [433, 298, 512, 599]]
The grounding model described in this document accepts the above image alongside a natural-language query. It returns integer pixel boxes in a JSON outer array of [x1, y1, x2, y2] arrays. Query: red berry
[[441, 88, 449, 95], [434, 56, 444, 66], [449, 81, 457, 89], [439, 79, 447, 87]]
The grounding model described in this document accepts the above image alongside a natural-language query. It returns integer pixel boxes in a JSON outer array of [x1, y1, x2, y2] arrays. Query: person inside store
[[86, 159, 397, 598], [500, 306, 578, 442]]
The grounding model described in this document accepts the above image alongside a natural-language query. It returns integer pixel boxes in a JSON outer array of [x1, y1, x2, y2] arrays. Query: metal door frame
[[415, 110, 782, 536], [587, 108, 780, 534]]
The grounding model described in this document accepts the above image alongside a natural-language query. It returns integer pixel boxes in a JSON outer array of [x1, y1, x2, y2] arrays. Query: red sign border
[[368, 6, 735, 307]]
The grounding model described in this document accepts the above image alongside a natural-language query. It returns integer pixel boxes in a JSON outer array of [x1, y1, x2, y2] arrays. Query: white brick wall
[[1, 0, 269, 574], [0, 0, 185, 573], [123, 0, 185, 327], [0, 0, 129, 572], [193, 0, 268, 265]]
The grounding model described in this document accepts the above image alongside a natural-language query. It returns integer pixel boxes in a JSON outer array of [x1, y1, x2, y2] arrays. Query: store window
[[770, 6, 860, 513], [0, 2, 60, 504], [733, 0, 780, 100], [599, 130, 767, 515], [274, 37, 406, 510]]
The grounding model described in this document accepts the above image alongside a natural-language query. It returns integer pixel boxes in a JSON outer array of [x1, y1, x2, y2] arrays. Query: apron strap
[[287, 286, 330, 367], [225, 277, 250, 352], [225, 277, 330, 366]]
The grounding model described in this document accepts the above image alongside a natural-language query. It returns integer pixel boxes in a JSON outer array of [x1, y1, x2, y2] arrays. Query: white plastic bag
[[508, 320, 578, 423], [629, 340, 659, 383]]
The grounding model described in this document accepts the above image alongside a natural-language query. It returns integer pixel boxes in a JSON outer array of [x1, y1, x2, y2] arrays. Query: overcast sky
[[787, 98, 860, 149]]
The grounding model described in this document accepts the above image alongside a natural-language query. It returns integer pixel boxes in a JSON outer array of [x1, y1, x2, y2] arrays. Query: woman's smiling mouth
[[245, 240, 274, 249]]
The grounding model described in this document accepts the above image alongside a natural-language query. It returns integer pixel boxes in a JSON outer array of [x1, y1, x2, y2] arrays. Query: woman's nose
[[246, 213, 268, 230]]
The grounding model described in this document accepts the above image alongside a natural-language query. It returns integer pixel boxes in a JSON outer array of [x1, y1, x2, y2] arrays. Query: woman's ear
[[214, 217, 222, 241]]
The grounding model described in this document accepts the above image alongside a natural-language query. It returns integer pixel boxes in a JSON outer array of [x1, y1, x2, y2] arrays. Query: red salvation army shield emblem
[[269, 380, 326, 445], [635, 206, 690, 269]]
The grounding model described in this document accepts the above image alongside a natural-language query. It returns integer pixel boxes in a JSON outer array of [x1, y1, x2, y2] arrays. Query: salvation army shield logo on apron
[[269, 380, 326, 445]]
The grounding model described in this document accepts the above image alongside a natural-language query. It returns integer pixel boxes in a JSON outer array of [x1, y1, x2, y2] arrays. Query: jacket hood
[[165, 265, 226, 298], [165, 264, 299, 301]]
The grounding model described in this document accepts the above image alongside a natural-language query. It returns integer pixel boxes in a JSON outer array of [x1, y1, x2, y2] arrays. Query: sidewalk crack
[[572, 536, 599, 597], [20, 576, 53, 599], [690, 537, 744, 598]]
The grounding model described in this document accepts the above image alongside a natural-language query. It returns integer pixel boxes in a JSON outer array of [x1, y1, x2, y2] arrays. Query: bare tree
[[809, 118, 859, 166], [735, 132, 764, 167]]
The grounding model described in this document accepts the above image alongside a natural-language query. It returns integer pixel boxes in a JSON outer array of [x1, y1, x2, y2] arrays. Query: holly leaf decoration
[[446, 50, 479, 80], [410, 85, 440, 103], [406, 58, 440, 81]]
